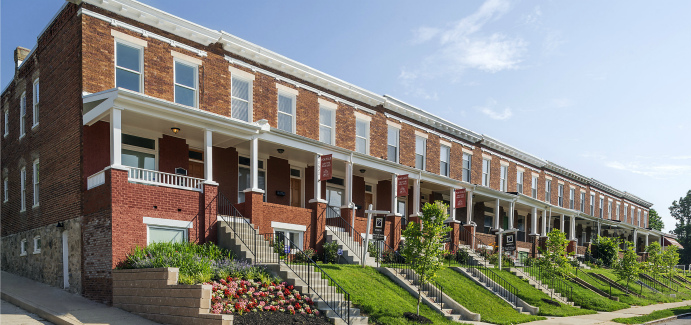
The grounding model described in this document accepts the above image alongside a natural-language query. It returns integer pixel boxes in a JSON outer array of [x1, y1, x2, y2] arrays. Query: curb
[[1, 292, 82, 325], [642, 312, 691, 325]]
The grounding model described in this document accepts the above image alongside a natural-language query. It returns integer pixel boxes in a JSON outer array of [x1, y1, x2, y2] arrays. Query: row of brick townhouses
[[0, 0, 677, 304]]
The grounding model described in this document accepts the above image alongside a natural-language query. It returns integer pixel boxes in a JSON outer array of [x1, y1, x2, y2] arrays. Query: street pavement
[[1, 299, 54, 325]]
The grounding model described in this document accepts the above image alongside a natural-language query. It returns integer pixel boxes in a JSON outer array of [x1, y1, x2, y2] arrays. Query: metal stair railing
[[575, 267, 613, 298], [457, 226, 495, 263], [324, 205, 365, 261], [638, 273, 665, 292], [217, 193, 260, 261], [516, 254, 577, 305]]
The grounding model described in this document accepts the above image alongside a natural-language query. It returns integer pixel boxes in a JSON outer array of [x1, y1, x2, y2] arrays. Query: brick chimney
[[14, 46, 31, 73]]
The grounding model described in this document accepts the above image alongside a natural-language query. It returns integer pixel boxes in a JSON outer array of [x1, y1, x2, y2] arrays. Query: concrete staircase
[[325, 228, 377, 267], [452, 266, 537, 315], [509, 268, 576, 306], [457, 244, 495, 268], [217, 218, 278, 264]]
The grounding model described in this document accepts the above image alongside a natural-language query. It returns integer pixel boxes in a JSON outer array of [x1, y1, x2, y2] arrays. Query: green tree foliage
[[662, 245, 680, 278], [537, 229, 573, 279], [670, 190, 691, 264], [401, 201, 452, 315], [595, 235, 621, 268], [645, 242, 663, 277], [648, 209, 664, 231], [613, 241, 641, 294]]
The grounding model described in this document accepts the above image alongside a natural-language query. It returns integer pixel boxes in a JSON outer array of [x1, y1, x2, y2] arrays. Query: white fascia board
[[143, 216, 193, 228], [82, 0, 221, 46], [271, 221, 307, 232], [384, 113, 475, 150], [480, 134, 547, 168], [544, 161, 590, 185], [474, 186, 518, 201]]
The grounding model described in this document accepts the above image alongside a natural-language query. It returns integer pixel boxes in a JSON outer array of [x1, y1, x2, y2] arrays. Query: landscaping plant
[[662, 245, 680, 279], [323, 241, 340, 264], [401, 201, 452, 316], [612, 241, 641, 295], [536, 229, 573, 279], [645, 241, 664, 277], [594, 235, 620, 268]]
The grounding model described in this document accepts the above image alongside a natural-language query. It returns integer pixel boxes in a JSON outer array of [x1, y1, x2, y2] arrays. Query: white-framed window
[[20, 239, 27, 256], [320, 106, 336, 145], [273, 222, 306, 251], [481, 159, 490, 186], [569, 188, 575, 209], [32, 79, 39, 128], [277, 92, 296, 133], [499, 166, 507, 191], [415, 136, 426, 170], [387, 126, 399, 163], [517, 171, 524, 193], [33, 236, 41, 254], [238, 155, 266, 203], [20, 167, 26, 211], [599, 198, 604, 218], [580, 192, 585, 212], [32, 160, 39, 207], [231, 76, 252, 122], [3, 177, 8, 202], [174, 60, 198, 107], [121, 133, 157, 172], [590, 194, 595, 215], [144, 217, 192, 244], [462, 153, 471, 182], [637, 209, 641, 226], [557, 184, 564, 207], [355, 119, 369, 155], [115, 40, 144, 92], [545, 180, 551, 203], [607, 201, 612, 219], [624, 205, 628, 223], [616, 203, 620, 220], [3, 109, 8, 137], [440, 145, 450, 177], [20, 92, 26, 138], [644, 211, 648, 228], [531, 176, 538, 198]]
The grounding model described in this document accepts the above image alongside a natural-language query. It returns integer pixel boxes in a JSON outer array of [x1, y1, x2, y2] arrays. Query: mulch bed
[[403, 312, 433, 324], [233, 311, 333, 325]]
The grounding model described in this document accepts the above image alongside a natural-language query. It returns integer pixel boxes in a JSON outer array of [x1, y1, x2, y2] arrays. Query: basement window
[[20, 239, 27, 256], [273, 221, 306, 251], [33, 236, 41, 254]]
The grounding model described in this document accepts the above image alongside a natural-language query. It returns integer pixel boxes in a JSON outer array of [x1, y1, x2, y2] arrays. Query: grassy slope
[[582, 269, 687, 305], [434, 268, 545, 325], [482, 269, 597, 317], [319, 265, 460, 325], [612, 305, 691, 324]]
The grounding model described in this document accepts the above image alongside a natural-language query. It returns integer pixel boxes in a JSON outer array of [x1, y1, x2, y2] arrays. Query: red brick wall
[[83, 121, 110, 187], [267, 156, 290, 206], [353, 175, 366, 219], [82, 209, 113, 304], [213, 146, 238, 202], [158, 135, 188, 175]]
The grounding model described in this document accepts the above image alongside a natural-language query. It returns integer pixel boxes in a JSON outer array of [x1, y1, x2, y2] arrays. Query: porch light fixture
[[171, 127, 180, 134], [277, 149, 284, 154], [359, 169, 366, 174]]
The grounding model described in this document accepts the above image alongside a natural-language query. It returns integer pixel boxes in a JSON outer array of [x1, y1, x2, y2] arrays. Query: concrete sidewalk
[[528, 300, 691, 325], [1, 271, 159, 325]]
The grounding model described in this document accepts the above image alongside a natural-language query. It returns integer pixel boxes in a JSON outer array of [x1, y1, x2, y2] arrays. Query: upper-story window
[[32, 80, 39, 128], [481, 159, 490, 186], [499, 165, 507, 191], [3, 109, 8, 137], [637, 209, 641, 226], [644, 211, 648, 227], [462, 153, 471, 182], [599, 198, 604, 218], [33, 160, 39, 207], [569, 188, 575, 209], [440, 145, 450, 177], [624, 204, 628, 223], [607, 201, 612, 219], [115, 41, 143, 92], [580, 192, 585, 212], [557, 184, 564, 207], [319, 106, 336, 145], [20, 92, 26, 138], [387, 126, 399, 163], [355, 119, 369, 154], [415, 136, 426, 170], [517, 171, 524, 193], [545, 180, 551, 204], [277, 92, 296, 133], [20, 167, 26, 212], [231, 76, 252, 122], [174, 60, 198, 107], [590, 194, 595, 215], [616, 203, 620, 220], [531, 176, 538, 198]]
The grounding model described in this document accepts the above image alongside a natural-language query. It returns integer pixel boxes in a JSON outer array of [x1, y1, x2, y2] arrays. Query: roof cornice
[[480, 135, 547, 168], [545, 161, 590, 185]]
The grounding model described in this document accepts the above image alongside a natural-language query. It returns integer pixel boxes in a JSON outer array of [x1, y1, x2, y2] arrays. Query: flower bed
[[208, 277, 320, 317]]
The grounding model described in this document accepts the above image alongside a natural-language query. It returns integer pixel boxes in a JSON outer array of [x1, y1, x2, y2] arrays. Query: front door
[[365, 193, 373, 211], [290, 178, 301, 207], [188, 161, 204, 179]]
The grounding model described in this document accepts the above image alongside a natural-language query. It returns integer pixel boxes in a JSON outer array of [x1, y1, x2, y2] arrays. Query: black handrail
[[217, 192, 259, 261], [516, 254, 576, 305], [575, 267, 613, 298], [638, 273, 665, 292], [324, 205, 365, 261]]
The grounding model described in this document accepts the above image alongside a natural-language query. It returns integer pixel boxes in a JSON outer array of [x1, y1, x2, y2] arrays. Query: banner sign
[[455, 188, 467, 208], [320, 154, 333, 181], [373, 216, 385, 241], [397, 174, 409, 197], [503, 233, 516, 252]]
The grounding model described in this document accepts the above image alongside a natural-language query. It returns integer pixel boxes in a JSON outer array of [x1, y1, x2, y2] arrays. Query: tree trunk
[[417, 284, 421, 315]]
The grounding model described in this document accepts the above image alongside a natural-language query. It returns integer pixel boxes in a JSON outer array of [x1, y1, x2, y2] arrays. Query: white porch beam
[[570, 215, 576, 240], [343, 160, 353, 208], [560, 214, 565, 234], [449, 188, 456, 221], [410, 178, 421, 218], [204, 129, 213, 182], [110, 108, 123, 167], [389, 174, 400, 216], [309, 154, 324, 203], [541, 209, 547, 236], [467, 191, 474, 225], [247, 137, 263, 193], [508, 201, 515, 230], [494, 199, 501, 230], [530, 207, 538, 236]]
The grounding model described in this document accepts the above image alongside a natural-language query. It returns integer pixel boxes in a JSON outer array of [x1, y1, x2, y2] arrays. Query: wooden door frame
[[290, 166, 305, 208]]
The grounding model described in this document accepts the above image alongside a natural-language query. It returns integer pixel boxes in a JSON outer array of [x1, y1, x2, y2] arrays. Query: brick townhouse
[[1, 0, 678, 304]]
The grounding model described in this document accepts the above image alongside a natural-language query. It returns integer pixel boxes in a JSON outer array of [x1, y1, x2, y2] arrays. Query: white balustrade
[[87, 170, 106, 190], [127, 167, 204, 192]]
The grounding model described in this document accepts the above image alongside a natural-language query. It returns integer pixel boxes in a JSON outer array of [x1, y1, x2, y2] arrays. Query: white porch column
[[248, 137, 262, 192], [597, 222, 601, 239], [560, 214, 565, 233], [204, 129, 213, 182], [633, 229, 638, 251], [310, 154, 322, 203], [110, 108, 122, 167], [343, 161, 353, 208], [508, 201, 515, 230], [390, 174, 399, 216], [541, 209, 547, 235], [494, 199, 501, 230], [570, 215, 576, 240], [645, 233, 649, 247], [449, 188, 456, 221], [410, 177, 421, 218], [467, 191, 474, 225], [530, 207, 538, 236]]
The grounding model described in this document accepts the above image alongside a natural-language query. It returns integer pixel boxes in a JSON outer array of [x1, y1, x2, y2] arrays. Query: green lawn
[[612, 305, 691, 324], [319, 265, 461, 325], [434, 268, 546, 324], [482, 268, 597, 317], [583, 269, 687, 305]]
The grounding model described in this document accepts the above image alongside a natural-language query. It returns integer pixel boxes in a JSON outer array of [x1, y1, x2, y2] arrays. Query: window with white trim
[[624, 205, 628, 223], [32, 80, 39, 127], [387, 127, 399, 163], [20, 239, 27, 256], [607, 201, 612, 219], [481, 159, 490, 186], [599, 198, 604, 218], [644, 211, 648, 228], [231, 76, 252, 122], [121, 134, 157, 172], [616, 203, 620, 220], [415, 136, 426, 170], [20, 167, 26, 211], [33, 160, 39, 207], [569, 188, 575, 209], [238, 156, 266, 203], [149, 226, 187, 244], [355, 119, 369, 154], [637, 209, 641, 226], [440, 145, 450, 177], [174, 60, 198, 107], [545, 180, 551, 204], [531, 176, 538, 198], [580, 192, 585, 212], [115, 41, 143, 92], [20, 92, 26, 138], [277, 92, 296, 133], [517, 171, 524, 193], [462, 153, 471, 182], [275, 229, 304, 251], [590, 194, 595, 216], [320, 106, 336, 145], [33, 236, 41, 254], [3, 109, 8, 137], [499, 166, 507, 192], [558, 184, 564, 207], [3, 177, 7, 202]]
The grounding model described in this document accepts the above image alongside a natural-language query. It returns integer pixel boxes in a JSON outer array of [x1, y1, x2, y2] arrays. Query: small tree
[[645, 241, 663, 277], [537, 229, 573, 279], [595, 235, 621, 268], [662, 245, 680, 279], [401, 201, 452, 316], [613, 241, 640, 295]]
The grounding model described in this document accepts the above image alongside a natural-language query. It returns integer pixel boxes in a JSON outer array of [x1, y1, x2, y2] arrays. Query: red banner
[[455, 188, 467, 208], [397, 174, 409, 197], [320, 154, 333, 181]]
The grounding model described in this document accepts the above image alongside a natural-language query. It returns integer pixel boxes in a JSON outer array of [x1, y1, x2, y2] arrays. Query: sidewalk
[[1, 271, 159, 325], [528, 300, 691, 325]]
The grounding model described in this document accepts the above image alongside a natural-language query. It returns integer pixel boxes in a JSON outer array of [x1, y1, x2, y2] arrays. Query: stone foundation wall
[[0, 218, 82, 294]]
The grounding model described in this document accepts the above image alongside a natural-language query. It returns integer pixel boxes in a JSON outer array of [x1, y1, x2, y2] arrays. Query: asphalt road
[[1, 299, 54, 325], [660, 315, 691, 324]]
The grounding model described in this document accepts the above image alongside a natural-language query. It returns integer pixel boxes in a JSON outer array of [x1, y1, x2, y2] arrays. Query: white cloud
[[410, 27, 441, 44], [605, 161, 691, 179], [476, 99, 513, 120], [398, 68, 438, 100], [520, 6, 542, 25]]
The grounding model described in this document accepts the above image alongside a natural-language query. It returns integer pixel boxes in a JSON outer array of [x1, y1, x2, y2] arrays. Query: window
[[517, 171, 524, 193], [32, 160, 39, 207], [616, 203, 620, 220], [607, 201, 612, 219], [644, 211, 648, 228], [462, 153, 471, 182], [481, 159, 490, 186], [590, 194, 595, 215], [569, 188, 575, 209], [20, 167, 26, 211], [531, 176, 538, 198], [174, 60, 198, 107], [387, 127, 399, 163], [320, 107, 336, 145], [20, 239, 27, 256], [599, 198, 604, 218], [3, 178, 7, 202], [20, 92, 26, 138], [277, 92, 296, 133], [355, 120, 369, 154], [415, 137, 426, 170], [637, 209, 641, 226], [275, 229, 304, 251], [3, 109, 8, 137], [238, 156, 266, 203], [115, 41, 143, 92], [499, 166, 507, 191], [32, 80, 39, 127], [440, 145, 450, 177], [558, 184, 564, 207], [33, 236, 41, 254], [545, 180, 551, 204], [149, 226, 187, 244], [580, 193, 585, 212], [231, 77, 251, 121], [121, 134, 156, 172], [624, 205, 628, 223]]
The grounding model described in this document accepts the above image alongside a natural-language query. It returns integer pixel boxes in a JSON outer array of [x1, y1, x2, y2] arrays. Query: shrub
[[293, 248, 316, 263], [594, 236, 620, 268], [323, 241, 340, 264]]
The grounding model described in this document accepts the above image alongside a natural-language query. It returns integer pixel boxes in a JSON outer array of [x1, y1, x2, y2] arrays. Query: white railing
[[87, 170, 106, 190], [127, 167, 204, 192]]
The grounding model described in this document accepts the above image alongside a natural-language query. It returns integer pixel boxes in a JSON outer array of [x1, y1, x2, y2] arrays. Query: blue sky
[[2, 0, 690, 231]]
